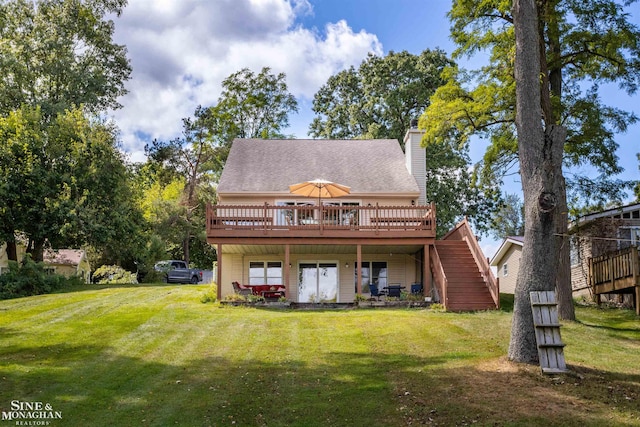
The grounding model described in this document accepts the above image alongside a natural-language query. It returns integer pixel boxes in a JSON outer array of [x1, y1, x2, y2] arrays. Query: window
[[249, 261, 282, 285], [353, 261, 387, 293], [618, 227, 640, 249], [502, 264, 508, 276]]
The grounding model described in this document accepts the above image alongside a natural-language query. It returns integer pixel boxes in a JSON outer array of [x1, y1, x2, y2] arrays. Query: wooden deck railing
[[206, 203, 435, 235], [589, 246, 639, 290]]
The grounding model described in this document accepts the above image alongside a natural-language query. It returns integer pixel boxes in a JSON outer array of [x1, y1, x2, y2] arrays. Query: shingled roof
[[218, 139, 420, 196]]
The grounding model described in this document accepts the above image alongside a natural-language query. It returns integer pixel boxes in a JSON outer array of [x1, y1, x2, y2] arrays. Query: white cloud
[[109, 0, 382, 157]]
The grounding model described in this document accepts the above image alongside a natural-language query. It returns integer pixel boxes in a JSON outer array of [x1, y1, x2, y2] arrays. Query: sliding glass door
[[298, 262, 338, 302]]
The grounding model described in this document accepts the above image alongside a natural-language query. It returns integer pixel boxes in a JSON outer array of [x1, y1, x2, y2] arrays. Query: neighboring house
[[206, 127, 499, 310], [490, 203, 640, 314], [43, 249, 91, 283], [569, 202, 640, 312], [1, 244, 90, 283], [490, 236, 524, 294], [0, 243, 27, 275]]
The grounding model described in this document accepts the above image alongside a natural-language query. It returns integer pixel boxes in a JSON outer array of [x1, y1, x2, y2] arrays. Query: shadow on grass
[[2, 339, 639, 427]]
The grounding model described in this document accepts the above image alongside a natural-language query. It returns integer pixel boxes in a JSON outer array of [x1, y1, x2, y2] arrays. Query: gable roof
[[490, 236, 524, 266], [43, 249, 86, 266], [217, 139, 420, 196]]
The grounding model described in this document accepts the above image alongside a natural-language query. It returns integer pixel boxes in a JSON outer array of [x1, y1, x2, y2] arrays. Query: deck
[[589, 246, 640, 315], [206, 203, 436, 242]]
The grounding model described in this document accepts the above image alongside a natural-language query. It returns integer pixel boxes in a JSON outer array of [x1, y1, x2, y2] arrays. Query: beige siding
[[220, 251, 418, 303], [495, 246, 521, 294]]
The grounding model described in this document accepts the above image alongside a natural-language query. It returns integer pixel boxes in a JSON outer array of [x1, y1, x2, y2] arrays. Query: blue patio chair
[[369, 283, 387, 300], [411, 283, 423, 294]]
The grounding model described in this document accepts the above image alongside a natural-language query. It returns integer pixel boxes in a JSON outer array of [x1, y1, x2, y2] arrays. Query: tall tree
[[0, 106, 144, 263], [309, 49, 453, 146], [309, 49, 495, 235], [216, 67, 298, 140], [144, 107, 218, 266], [424, 0, 640, 320], [0, 0, 131, 261], [0, 0, 131, 118], [509, 0, 566, 363]]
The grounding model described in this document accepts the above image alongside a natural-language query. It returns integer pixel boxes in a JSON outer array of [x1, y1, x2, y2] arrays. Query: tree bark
[[508, 0, 566, 363], [555, 176, 575, 320]]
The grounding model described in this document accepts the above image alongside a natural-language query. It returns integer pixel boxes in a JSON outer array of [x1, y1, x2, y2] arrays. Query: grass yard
[[0, 285, 639, 426]]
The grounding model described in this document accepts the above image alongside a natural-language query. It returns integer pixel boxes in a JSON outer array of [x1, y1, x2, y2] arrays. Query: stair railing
[[442, 218, 500, 309], [430, 245, 448, 308]]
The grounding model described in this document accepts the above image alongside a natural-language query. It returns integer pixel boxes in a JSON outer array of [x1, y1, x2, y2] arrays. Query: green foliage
[[92, 265, 137, 285], [0, 0, 131, 118], [0, 256, 83, 300], [427, 0, 640, 210], [216, 67, 298, 140], [200, 285, 218, 303], [309, 49, 453, 146], [0, 106, 147, 264], [489, 193, 524, 239]]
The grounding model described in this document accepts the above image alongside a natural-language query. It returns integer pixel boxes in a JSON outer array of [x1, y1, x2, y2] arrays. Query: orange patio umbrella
[[288, 179, 351, 204]]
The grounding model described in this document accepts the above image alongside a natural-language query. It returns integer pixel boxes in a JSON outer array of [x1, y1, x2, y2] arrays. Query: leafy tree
[[0, 106, 145, 264], [309, 49, 453, 146], [309, 50, 495, 234], [144, 107, 219, 266], [424, 0, 640, 320], [490, 193, 524, 240], [216, 67, 298, 140], [0, 0, 131, 261], [0, 0, 131, 118], [508, 0, 566, 363]]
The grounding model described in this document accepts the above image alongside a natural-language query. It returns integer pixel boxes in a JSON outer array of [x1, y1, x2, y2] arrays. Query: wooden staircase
[[434, 240, 497, 311]]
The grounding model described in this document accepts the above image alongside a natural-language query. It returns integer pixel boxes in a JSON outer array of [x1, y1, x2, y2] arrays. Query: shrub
[[201, 285, 219, 303], [92, 265, 137, 284], [0, 256, 81, 300]]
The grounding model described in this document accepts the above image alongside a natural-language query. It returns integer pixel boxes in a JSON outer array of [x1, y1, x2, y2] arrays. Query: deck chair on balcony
[[369, 283, 387, 301], [232, 281, 252, 296]]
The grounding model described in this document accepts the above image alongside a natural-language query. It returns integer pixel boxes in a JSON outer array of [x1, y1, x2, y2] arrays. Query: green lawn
[[0, 285, 639, 426]]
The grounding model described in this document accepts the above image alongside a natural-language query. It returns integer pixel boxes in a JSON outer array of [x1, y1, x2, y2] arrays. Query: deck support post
[[217, 244, 222, 300], [356, 244, 362, 294], [285, 244, 290, 299], [423, 244, 430, 297]]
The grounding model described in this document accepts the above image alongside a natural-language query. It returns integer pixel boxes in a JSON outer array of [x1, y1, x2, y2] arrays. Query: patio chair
[[369, 283, 387, 301], [410, 283, 423, 294], [232, 281, 252, 296]]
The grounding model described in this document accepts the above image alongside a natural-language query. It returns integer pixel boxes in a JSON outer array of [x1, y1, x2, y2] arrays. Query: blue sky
[[110, 0, 640, 255]]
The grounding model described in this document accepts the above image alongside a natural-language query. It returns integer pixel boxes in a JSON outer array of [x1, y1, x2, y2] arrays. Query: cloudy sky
[[108, 0, 457, 160], [109, 0, 639, 195]]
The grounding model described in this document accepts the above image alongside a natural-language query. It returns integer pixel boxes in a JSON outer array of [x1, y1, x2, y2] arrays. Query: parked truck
[[154, 260, 203, 284]]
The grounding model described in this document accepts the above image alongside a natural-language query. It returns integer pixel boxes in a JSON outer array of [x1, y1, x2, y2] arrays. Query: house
[[206, 128, 499, 311], [0, 243, 27, 275], [490, 203, 640, 314], [43, 249, 91, 283], [490, 236, 524, 294], [1, 243, 91, 283], [570, 202, 640, 314]]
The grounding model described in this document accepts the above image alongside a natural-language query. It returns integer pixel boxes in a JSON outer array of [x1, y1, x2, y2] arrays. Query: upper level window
[[502, 264, 508, 276], [618, 227, 640, 249]]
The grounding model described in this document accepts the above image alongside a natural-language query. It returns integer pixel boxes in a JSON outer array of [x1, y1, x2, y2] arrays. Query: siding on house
[[490, 237, 524, 295]]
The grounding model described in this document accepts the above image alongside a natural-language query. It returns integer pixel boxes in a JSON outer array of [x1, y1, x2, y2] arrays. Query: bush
[[201, 285, 218, 303], [92, 265, 137, 284], [0, 256, 83, 300]]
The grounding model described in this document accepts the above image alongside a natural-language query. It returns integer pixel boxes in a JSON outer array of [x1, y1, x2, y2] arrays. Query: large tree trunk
[[508, 0, 566, 363]]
